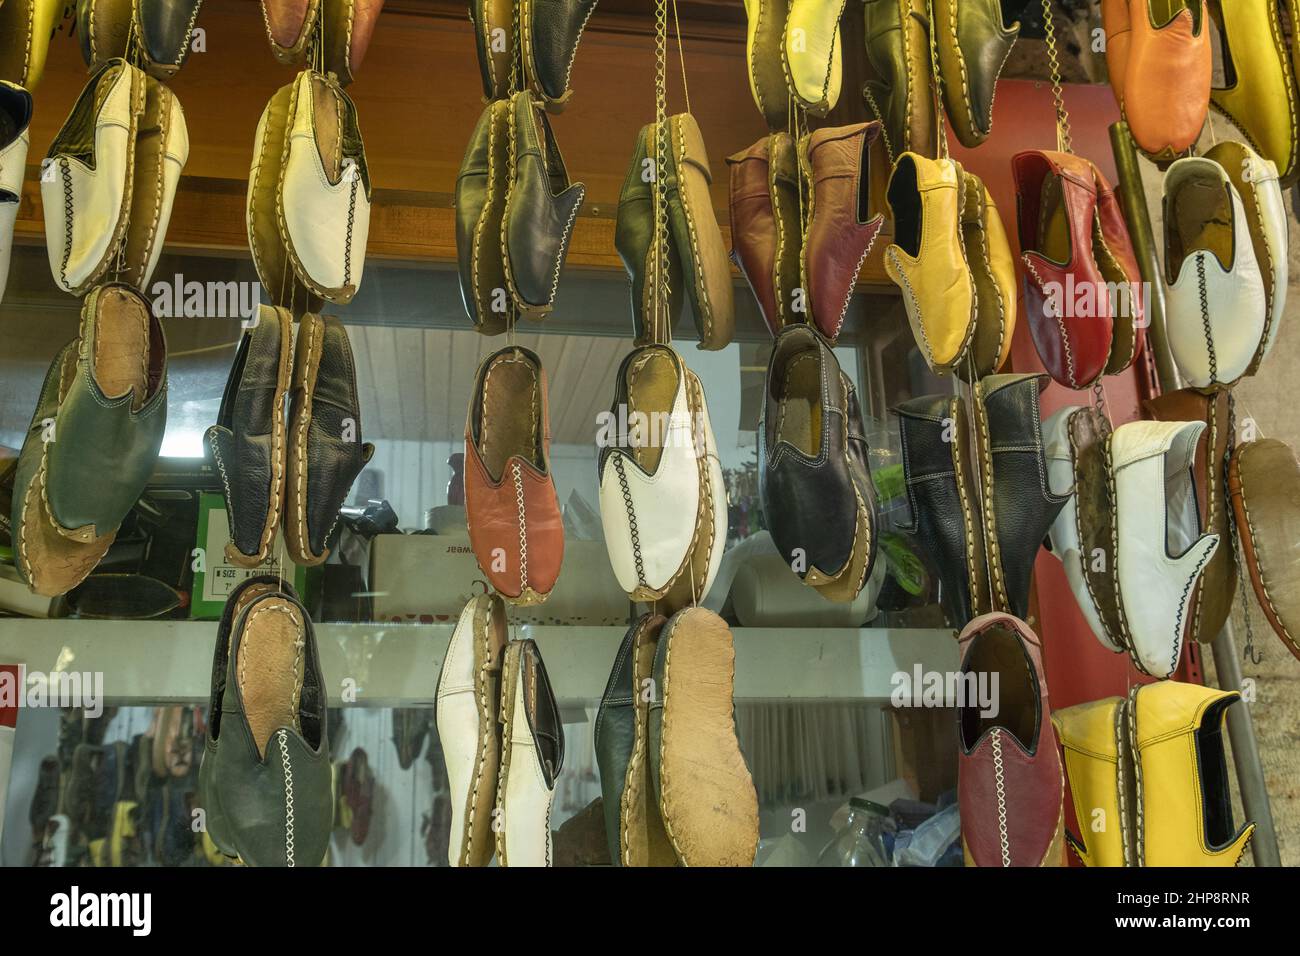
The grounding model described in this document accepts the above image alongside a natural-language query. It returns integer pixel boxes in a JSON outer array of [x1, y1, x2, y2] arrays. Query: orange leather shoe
[[1103, 0, 1211, 161], [464, 346, 564, 605]]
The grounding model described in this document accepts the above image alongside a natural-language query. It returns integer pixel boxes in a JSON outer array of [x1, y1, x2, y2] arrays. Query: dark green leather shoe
[[456, 99, 515, 335], [502, 91, 586, 318], [594, 613, 673, 866], [615, 121, 684, 347], [45, 283, 167, 541], [862, 0, 937, 163], [933, 0, 1018, 148], [199, 575, 332, 867]]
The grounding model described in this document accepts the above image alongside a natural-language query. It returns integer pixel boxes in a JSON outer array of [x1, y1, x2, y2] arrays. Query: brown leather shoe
[[801, 122, 885, 342], [464, 346, 564, 605], [727, 137, 780, 336]]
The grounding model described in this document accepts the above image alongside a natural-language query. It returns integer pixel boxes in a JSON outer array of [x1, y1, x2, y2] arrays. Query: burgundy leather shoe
[[803, 122, 885, 342], [957, 612, 1064, 867], [1012, 150, 1115, 389], [727, 137, 781, 336]]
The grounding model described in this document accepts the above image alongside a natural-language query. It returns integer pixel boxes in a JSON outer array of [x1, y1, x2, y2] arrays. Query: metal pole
[[1110, 120, 1280, 866]]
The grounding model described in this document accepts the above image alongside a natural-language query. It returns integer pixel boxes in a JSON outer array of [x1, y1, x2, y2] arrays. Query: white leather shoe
[[1163, 156, 1267, 389], [495, 638, 564, 867], [598, 345, 727, 608], [42, 58, 145, 294], [1042, 406, 1118, 653], [783, 0, 845, 115], [279, 70, 372, 304], [1202, 140, 1288, 375], [0, 81, 32, 307], [435, 593, 507, 867], [124, 77, 189, 289], [1111, 420, 1220, 678]]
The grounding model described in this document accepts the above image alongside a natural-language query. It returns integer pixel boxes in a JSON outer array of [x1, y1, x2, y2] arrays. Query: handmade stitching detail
[[276, 730, 296, 867], [1234, 460, 1300, 656], [991, 728, 1010, 866]]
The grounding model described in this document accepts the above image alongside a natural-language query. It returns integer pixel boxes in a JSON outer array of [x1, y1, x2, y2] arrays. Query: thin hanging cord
[[671, 0, 691, 115], [1041, 0, 1074, 153], [651, 0, 672, 345]]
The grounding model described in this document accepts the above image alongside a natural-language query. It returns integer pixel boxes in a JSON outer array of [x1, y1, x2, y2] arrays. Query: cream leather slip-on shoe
[[783, 0, 845, 115], [0, 81, 32, 308], [494, 638, 564, 867], [1110, 420, 1220, 678], [435, 594, 507, 867]]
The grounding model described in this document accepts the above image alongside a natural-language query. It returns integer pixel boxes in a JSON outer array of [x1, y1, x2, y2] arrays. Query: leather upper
[[1110, 420, 1220, 678], [1229, 438, 1300, 661], [783, 0, 844, 115], [885, 153, 976, 372], [743, 0, 791, 131], [0, 0, 63, 90], [760, 324, 877, 591], [1103, 0, 1211, 160], [498, 639, 564, 867], [727, 136, 779, 334], [861, 0, 936, 163], [1129, 680, 1254, 866], [1163, 157, 1266, 389], [46, 284, 168, 538], [504, 91, 586, 314], [261, 0, 321, 64], [933, 0, 1018, 148], [1051, 697, 1130, 867], [465, 345, 565, 604], [957, 613, 1063, 867], [471, 0, 514, 100], [959, 170, 1016, 378], [280, 70, 372, 304], [77, 0, 134, 68], [0, 81, 31, 308], [323, 0, 385, 87], [769, 132, 804, 330], [1143, 388, 1235, 645], [617, 120, 684, 344], [1203, 141, 1288, 375], [524, 0, 598, 108], [802, 122, 884, 342], [206, 305, 293, 565], [124, 76, 189, 289], [456, 99, 514, 335], [42, 60, 145, 295], [134, 0, 206, 78]]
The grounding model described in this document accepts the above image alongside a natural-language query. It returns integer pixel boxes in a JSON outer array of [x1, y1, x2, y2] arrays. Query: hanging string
[[1041, 0, 1074, 153], [671, 0, 691, 116], [650, 0, 672, 345]]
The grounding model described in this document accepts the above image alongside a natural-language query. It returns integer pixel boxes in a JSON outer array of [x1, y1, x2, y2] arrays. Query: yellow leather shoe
[[783, 0, 845, 115], [1128, 681, 1255, 867], [884, 153, 976, 373], [958, 170, 1016, 379], [1208, 0, 1299, 187], [1052, 698, 1133, 868]]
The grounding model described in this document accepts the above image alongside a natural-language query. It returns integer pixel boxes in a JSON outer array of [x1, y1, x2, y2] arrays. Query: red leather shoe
[[727, 137, 781, 337], [1013, 150, 1114, 389], [464, 345, 564, 605], [803, 122, 885, 342], [957, 612, 1065, 867]]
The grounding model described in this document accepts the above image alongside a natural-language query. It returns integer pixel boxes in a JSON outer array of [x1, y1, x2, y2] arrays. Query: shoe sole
[[656, 609, 758, 866], [454, 598, 506, 867], [493, 639, 523, 866], [618, 616, 676, 866], [285, 311, 325, 564]]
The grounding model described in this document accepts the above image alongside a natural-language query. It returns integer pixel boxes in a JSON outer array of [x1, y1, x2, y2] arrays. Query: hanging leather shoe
[[1203, 141, 1288, 375], [800, 122, 884, 342], [260, 0, 321, 65], [932, 0, 1018, 148], [760, 324, 877, 601], [957, 169, 1016, 379], [616, 120, 684, 346], [503, 91, 586, 317], [133, 0, 207, 79], [894, 393, 989, 629], [861, 0, 936, 163], [0, 0, 63, 90], [1110, 420, 1220, 678], [1163, 156, 1266, 389], [884, 152, 976, 373], [120, 75, 189, 290], [456, 99, 515, 335], [42, 59, 147, 295], [1143, 388, 1235, 645], [957, 612, 1064, 867], [727, 136, 780, 335], [521, 0, 599, 111], [1051, 697, 1131, 866], [206, 306, 294, 567], [284, 313, 374, 566], [436, 593, 508, 867], [471, 0, 514, 100], [769, 131, 805, 329], [743, 0, 791, 131], [0, 80, 32, 308], [77, 0, 134, 69], [464, 345, 565, 605], [494, 638, 565, 867], [322, 0, 384, 86], [1229, 438, 1300, 662], [783, 0, 845, 115], [594, 613, 675, 867], [972, 373, 1067, 620], [199, 576, 332, 867]]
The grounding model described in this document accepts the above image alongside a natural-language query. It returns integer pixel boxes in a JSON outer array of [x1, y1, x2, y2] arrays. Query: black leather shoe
[[198, 575, 332, 867], [973, 373, 1067, 619], [522, 0, 600, 111], [503, 91, 586, 317], [895, 393, 990, 628], [135, 0, 206, 78], [285, 313, 374, 566], [760, 324, 877, 601], [205, 305, 293, 567]]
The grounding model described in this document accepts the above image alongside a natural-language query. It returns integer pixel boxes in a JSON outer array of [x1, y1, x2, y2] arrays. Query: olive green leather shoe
[[199, 575, 332, 868], [933, 0, 1018, 148], [862, 0, 937, 163], [615, 121, 684, 346]]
